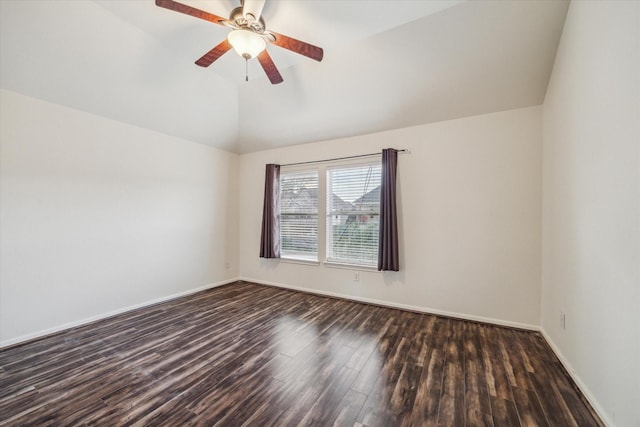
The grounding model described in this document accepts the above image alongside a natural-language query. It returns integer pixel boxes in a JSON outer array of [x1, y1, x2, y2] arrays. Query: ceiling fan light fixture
[[227, 29, 266, 59]]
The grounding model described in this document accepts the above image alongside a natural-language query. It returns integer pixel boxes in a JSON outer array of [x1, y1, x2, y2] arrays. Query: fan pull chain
[[245, 57, 249, 82]]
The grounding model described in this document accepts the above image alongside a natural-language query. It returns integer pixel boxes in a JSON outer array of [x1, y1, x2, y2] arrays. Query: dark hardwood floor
[[0, 281, 602, 426]]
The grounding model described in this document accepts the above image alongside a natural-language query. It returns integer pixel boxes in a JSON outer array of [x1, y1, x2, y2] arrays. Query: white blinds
[[280, 170, 318, 260], [326, 163, 382, 266]]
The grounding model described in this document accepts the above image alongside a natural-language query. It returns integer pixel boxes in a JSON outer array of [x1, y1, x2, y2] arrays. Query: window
[[326, 163, 382, 266], [278, 162, 383, 268], [279, 170, 318, 260]]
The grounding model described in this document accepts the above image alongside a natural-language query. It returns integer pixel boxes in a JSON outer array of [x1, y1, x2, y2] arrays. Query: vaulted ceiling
[[0, 0, 569, 153]]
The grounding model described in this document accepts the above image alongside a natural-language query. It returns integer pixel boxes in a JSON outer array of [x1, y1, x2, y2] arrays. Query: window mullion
[[317, 165, 327, 263]]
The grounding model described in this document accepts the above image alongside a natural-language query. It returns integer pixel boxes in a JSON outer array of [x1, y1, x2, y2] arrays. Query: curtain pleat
[[259, 164, 281, 258], [378, 149, 399, 271]]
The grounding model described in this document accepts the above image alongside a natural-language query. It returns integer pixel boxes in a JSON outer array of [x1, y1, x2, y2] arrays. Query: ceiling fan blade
[[195, 39, 232, 67], [257, 50, 283, 84], [268, 31, 323, 62], [155, 0, 227, 26]]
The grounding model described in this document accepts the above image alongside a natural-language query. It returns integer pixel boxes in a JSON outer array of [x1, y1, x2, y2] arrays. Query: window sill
[[280, 257, 320, 266], [324, 261, 379, 272]]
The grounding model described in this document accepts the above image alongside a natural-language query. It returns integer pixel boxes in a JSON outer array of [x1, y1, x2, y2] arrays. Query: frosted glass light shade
[[227, 29, 266, 59]]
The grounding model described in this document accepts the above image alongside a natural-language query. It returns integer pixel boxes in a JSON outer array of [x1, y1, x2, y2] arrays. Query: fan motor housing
[[229, 6, 265, 32]]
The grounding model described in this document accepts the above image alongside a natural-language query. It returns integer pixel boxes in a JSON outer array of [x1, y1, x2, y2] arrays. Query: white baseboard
[[0, 278, 239, 349], [539, 328, 612, 427], [238, 276, 539, 331]]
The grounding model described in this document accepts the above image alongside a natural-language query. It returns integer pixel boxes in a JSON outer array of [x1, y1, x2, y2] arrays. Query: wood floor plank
[[0, 281, 604, 426], [491, 396, 521, 427], [408, 317, 450, 427], [437, 320, 466, 427], [479, 324, 513, 401], [512, 387, 549, 427], [500, 329, 549, 427], [356, 312, 415, 425], [298, 366, 360, 426], [390, 360, 422, 426], [543, 357, 604, 427], [349, 319, 398, 395], [463, 322, 494, 427], [526, 339, 582, 427], [331, 388, 368, 427]]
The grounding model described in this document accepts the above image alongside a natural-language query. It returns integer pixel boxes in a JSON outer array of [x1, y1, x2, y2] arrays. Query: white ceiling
[[0, 0, 569, 153]]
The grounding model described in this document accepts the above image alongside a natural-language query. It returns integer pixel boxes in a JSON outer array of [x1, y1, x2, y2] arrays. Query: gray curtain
[[378, 149, 399, 271], [260, 164, 281, 258]]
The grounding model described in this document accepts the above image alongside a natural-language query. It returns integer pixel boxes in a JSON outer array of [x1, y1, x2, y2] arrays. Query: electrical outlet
[[560, 312, 566, 330], [353, 272, 360, 282], [224, 262, 230, 270]]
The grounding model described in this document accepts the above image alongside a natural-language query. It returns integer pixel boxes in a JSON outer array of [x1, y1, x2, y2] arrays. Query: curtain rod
[[280, 149, 407, 167]]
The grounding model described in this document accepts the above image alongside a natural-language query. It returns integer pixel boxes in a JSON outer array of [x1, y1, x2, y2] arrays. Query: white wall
[[239, 106, 542, 328], [0, 89, 239, 346], [541, 1, 640, 426]]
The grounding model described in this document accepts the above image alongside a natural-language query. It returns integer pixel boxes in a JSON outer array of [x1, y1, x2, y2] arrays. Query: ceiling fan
[[155, 0, 324, 84]]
